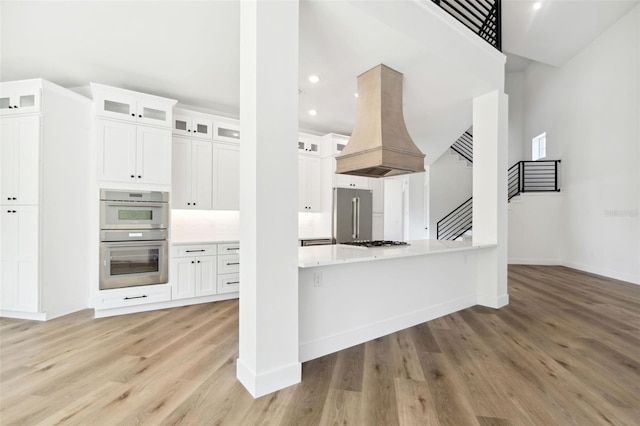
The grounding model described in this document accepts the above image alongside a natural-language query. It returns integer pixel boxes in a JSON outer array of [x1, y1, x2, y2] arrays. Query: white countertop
[[298, 239, 496, 268]]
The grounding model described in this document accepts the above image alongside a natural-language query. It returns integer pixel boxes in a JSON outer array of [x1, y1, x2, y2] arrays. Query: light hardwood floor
[[1, 265, 639, 425]]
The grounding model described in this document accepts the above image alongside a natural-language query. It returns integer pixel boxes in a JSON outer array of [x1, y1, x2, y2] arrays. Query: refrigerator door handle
[[356, 197, 361, 239], [352, 197, 357, 239]]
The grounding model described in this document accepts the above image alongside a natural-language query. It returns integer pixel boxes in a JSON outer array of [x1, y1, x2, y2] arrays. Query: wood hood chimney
[[335, 64, 425, 178]]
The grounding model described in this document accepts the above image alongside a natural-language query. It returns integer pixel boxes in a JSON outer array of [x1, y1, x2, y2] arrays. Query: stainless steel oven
[[100, 189, 169, 229], [99, 190, 170, 290]]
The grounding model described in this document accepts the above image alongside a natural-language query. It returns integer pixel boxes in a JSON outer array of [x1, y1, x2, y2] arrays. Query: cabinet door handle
[[227, 281, 240, 285], [8, 106, 13, 109], [130, 175, 135, 178], [137, 175, 142, 179], [124, 295, 148, 300], [138, 114, 142, 118], [12, 197, 16, 200], [131, 113, 135, 117], [191, 261, 195, 263], [226, 262, 240, 266], [226, 247, 239, 251], [186, 249, 205, 253], [197, 260, 201, 263]]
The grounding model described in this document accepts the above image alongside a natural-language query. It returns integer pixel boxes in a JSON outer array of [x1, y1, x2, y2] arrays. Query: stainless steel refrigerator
[[333, 187, 373, 243]]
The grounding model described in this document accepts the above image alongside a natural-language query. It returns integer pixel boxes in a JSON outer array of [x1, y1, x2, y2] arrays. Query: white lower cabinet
[[170, 242, 239, 300], [95, 284, 171, 309]]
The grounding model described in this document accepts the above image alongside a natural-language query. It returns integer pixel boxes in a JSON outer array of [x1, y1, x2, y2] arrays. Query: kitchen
[[0, 0, 508, 401]]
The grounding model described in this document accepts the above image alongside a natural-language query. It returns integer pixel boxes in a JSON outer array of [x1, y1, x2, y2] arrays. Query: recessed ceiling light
[[308, 75, 320, 83], [533, 2, 542, 10], [308, 109, 317, 116], [232, 133, 239, 137], [354, 92, 359, 98]]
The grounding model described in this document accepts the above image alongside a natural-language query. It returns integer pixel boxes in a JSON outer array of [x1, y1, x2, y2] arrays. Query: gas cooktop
[[340, 240, 410, 248]]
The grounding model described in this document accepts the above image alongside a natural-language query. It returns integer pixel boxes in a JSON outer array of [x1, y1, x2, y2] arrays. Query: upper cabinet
[[173, 109, 213, 139], [0, 82, 41, 116], [91, 83, 176, 128], [298, 133, 320, 156], [214, 122, 241, 144]]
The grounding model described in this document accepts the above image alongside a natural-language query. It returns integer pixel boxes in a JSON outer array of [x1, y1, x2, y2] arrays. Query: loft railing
[[431, 0, 502, 51], [438, 160, 561, 240], [508, 160, 562, 201], [450, 131, 473, 163]]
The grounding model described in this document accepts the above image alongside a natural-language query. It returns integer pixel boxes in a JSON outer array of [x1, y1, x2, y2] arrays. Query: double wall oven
[[99, 189, 169, 290]]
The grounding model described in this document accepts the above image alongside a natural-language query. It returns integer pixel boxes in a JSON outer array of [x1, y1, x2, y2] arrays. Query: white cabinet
[[217, 243, 240, 294], [0, 206, 39, 313], [212, 143, 240, 210], [0, 115, 40, 205], [92, 83, 175, 128], [173, 110, 213, 139], [0, 84, 40, 116], [172, 137, 213, 209], [170, 243, 239, 299], [299, 155, 321, 212], [171, 244, 217, 300], [298, 133, 320, 156], [214, 122, 241, 144], [0, 79, 92, 321], [95, 284, 171, 309], [333, 170, 371, 190], [96, 119, 172, 185]]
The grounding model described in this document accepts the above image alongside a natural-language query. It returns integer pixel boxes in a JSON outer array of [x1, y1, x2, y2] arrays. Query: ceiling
[[1, 0, 637, 139]]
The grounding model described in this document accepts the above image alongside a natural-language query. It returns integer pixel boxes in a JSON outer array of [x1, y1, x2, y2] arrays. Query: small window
[[532, 132, 546, 161]]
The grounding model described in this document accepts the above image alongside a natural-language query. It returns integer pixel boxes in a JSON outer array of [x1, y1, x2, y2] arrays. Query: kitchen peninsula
[[298, 240, 500, 362]]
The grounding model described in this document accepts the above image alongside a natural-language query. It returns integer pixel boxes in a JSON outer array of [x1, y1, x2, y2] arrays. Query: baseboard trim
[[508, 258, 562, 265], [561, 261, 639, 286], [299, 295, 476, 363], [236, 358, 301, 398], [477, 293, 509, 309], [0, 310, 47, 321]]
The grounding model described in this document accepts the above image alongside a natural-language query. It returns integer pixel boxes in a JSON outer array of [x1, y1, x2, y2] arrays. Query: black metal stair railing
[[437, 160, 561, 240], [437, 197, 473, 240], [431, 0, 501, 51], [450, 131, 473, 164]]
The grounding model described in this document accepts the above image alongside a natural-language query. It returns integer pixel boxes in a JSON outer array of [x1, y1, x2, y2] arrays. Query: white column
[[473, 90, 509, 308], [237, 0, 301, 397]]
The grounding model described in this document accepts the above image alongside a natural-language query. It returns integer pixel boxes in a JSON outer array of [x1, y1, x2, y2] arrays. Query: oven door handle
[[105, 202, 167, 208]]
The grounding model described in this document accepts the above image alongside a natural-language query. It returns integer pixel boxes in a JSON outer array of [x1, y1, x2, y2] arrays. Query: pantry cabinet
[[0, 206, 39, 313], [172, 137, 213, 209], [0, 79, 92, 321], [96, 120, 172, 185], [0, 115, 40, 205]]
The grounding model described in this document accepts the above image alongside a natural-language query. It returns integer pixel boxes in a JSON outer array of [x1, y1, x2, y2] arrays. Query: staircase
[[431, 0, 501, 51], [436, 134, 561, 240]]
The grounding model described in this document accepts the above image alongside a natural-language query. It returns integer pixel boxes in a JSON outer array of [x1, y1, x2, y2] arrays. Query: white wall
[[505, 72, 525, 166], [508, 193, 563, 264], [517, 6, 640, 284], [428, 149, 473, 238]]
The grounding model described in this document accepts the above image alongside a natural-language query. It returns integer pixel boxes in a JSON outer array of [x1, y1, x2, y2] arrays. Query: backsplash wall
[[171, 210, 329, 242]]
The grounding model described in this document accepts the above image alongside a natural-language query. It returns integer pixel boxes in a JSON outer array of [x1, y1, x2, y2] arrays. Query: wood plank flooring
[[1, 265, 639, 425]]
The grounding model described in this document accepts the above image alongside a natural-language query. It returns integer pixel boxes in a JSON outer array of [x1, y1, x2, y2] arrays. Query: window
[[532, 132, 546, 161]]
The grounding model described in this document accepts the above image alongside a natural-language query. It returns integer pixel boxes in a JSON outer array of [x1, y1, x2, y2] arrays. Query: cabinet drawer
[[217, 242, 240, 255], [95, 284, 171, 309], [217, 274, 239, 294], [173, 245, 217, 257], [218, 254, 239, 274]]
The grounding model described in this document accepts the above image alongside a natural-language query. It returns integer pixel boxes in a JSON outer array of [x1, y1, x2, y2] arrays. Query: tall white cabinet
[[0, 79, 92, 320]]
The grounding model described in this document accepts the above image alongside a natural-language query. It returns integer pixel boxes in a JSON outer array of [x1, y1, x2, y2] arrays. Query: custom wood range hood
[[335, 64, 425, 178]]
